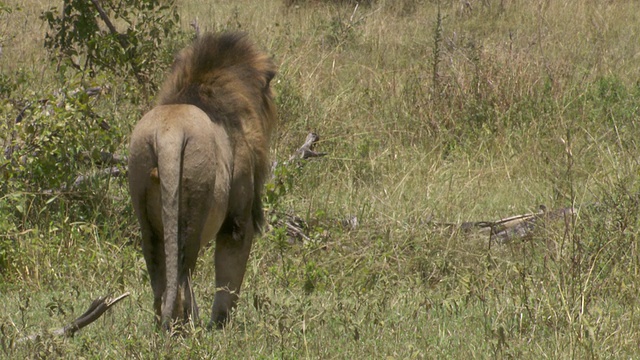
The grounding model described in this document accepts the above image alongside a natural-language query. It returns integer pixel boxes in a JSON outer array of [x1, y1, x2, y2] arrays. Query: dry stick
[[17, 292, 130, 342], [89, 0, 146, 86], [286, 220, 311, 242]]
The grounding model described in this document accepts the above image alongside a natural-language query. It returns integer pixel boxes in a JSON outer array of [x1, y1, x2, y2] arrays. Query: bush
[[41, 0, 183, 90]]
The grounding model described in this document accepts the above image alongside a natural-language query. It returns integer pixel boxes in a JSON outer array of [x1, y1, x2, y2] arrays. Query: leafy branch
[[41, 0, 182, 90]]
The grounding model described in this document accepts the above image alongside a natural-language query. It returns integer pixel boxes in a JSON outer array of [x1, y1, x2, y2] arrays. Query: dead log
[[17, 292, 130, 343]]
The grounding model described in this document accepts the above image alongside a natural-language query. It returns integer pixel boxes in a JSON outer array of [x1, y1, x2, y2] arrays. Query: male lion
[[128, 32, 276, 329]]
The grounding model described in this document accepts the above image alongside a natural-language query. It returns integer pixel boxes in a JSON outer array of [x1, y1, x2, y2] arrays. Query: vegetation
[[1, 0, 640, 358]]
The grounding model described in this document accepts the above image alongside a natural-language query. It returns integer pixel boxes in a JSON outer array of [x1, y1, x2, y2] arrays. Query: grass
[[2, 0, 640, 358]]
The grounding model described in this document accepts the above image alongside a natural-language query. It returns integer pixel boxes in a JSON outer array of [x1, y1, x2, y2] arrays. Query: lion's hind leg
[[210, 215, 255, 328], [177, 150, 218, 327], [136, 208, 167, 326]]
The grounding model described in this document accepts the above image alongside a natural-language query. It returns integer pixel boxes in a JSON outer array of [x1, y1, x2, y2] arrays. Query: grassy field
[[2, 0, 640, 358]]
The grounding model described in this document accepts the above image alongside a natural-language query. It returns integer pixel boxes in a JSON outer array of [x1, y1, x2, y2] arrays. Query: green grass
[[2, 0, 640, 358]]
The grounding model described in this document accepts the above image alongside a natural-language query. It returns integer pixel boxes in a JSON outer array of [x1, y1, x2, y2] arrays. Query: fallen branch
[[289, 132, 327, 161], [271, 132, 327, 177], [431, 206, 576, 243], [18, 292, 130, 343]]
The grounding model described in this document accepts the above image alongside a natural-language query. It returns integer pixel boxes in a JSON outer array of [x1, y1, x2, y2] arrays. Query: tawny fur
[[128, 32, 276, 329], [157, 32, 277, 231]]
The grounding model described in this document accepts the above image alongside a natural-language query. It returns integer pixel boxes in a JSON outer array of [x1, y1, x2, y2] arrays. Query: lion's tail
[[155, 127, 186, 327]]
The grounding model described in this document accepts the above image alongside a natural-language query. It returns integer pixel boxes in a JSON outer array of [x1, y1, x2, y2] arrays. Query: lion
[[127, 32, 276, 329]]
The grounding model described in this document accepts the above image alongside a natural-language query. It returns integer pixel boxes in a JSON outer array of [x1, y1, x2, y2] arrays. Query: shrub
[[41, 0, 183, 90]]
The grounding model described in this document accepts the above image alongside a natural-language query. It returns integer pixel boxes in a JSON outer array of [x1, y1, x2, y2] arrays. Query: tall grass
[[1, 0, 640, 358]]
